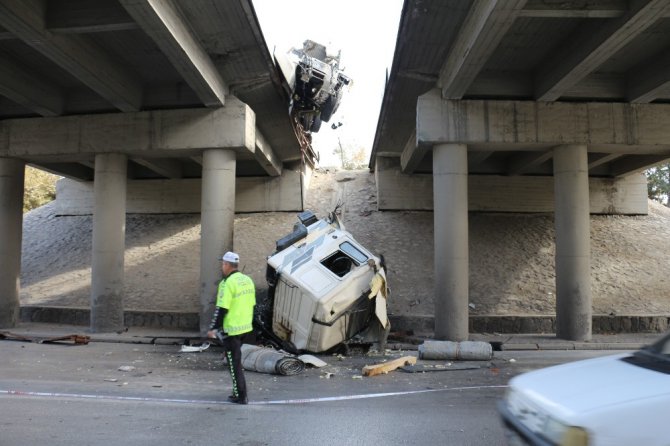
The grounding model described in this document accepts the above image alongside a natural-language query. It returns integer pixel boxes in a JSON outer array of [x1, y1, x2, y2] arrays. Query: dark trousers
[[222, 331, 254, 398]]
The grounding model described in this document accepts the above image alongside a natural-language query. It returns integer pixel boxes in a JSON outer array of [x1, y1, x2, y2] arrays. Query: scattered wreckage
[[0, 331, 90, 345], [275, 39, 352, 134], [256, 209, 389, 354]]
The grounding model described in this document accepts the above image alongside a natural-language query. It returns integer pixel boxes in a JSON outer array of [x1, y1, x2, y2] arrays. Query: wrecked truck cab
[[263, 210, 388, 353], [275, 40, 352, 133]]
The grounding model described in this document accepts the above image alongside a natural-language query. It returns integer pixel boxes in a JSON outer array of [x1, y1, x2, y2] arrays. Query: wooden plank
[[362, 356, 417, 377]]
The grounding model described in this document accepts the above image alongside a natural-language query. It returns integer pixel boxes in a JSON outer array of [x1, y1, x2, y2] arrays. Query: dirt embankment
[[20, 169, 670, 318]]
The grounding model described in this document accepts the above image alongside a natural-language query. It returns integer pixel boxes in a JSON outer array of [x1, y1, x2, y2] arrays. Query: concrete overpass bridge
[[372, 0, 670, 341], [4, 0, 670, 343], [0, 0, 306, 332]]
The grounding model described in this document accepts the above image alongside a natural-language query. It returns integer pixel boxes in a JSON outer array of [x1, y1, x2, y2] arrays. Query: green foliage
[[332, 140, 368, 170], [646, 163, 670, 206], [24, 166, 57, 213]]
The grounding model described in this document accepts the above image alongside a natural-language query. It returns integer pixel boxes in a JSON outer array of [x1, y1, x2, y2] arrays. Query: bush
[[24, 166, 57, 213], [647, 163, 670, 206]]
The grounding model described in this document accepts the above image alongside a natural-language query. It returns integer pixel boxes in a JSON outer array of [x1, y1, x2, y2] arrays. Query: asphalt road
[[0, 340, 624, 446]]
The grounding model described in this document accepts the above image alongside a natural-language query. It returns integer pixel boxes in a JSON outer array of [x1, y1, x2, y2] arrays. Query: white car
[[498, 331, 670, 446]]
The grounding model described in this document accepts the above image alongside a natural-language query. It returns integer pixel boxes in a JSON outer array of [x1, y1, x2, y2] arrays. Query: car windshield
[[641, 331, 670, 357], [622, 331, 670, 374]]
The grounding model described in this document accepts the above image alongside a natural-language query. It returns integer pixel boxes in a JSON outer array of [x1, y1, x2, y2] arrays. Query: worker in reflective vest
[[207, 251, 256, 405]]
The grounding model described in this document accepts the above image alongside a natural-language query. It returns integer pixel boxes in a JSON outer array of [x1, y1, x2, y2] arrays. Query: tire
[[320, 96, 335, 123], [311, 116, 322, 132]]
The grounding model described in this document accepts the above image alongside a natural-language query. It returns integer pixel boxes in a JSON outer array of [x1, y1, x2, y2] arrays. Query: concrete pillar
[[199, 149, 236, 334], [553, 145, 592, 341], [433, 143, 469, 341], [91, 153, 127, 333], [0, 158, 25, 328]]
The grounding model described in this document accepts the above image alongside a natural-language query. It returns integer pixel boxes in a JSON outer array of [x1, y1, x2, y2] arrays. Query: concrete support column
[[0, 158, 25, 328], [199, 149, 236, 334], [553, 145, 592, 341], [433, 143, 469, 341], [91, 153, 127, 333]]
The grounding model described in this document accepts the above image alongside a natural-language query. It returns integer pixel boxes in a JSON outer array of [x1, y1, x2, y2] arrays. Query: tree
[[332, 139, 368, 170], [24, 166, 57, 212]]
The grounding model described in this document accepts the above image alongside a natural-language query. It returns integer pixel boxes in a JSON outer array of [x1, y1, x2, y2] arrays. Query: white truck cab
[[263, 210, 388, 353]]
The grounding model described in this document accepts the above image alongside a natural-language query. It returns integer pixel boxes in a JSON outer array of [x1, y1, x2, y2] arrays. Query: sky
[[252, 0, 404, 167]]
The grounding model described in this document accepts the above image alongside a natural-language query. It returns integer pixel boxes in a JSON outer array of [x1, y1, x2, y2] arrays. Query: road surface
[[0, 339, 626, 445]]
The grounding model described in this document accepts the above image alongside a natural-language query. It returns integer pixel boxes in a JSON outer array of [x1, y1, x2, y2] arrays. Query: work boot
[[227, 395, 248, 405]]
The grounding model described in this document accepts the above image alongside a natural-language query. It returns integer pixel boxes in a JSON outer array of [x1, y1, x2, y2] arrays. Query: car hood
[[510, 353, 670, 416]]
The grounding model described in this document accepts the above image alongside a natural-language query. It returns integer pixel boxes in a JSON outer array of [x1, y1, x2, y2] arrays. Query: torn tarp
[[241, 344, 305, 376]]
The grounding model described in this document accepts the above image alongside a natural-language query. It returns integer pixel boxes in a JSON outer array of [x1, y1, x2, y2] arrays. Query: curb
[[496, 342, 646, 351], [20, 305, 670, 335], [20, 306, 198, 330], [389, 314, 670, 334]]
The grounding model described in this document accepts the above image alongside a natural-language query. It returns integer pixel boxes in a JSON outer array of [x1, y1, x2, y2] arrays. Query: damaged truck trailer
[[257, 210, 389, 354]]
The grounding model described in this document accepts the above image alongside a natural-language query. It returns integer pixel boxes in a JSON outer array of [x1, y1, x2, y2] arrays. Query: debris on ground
[[118, 365, 136, 372], [0, 331, 90, 345], [399, 364, 481, 373], [298, 354, 327, 368], [241, 344, 305, 376], [362, 355, 417, 377], [179, 342, 210, 353]]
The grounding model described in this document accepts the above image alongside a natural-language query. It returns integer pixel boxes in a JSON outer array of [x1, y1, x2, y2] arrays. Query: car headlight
[[505, 388, 589, 446], [544, 416, 589, 446]]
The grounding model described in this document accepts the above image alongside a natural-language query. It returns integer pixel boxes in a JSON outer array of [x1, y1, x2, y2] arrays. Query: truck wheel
[[320, 97, 335, 123], [311, 116, 322, 132]]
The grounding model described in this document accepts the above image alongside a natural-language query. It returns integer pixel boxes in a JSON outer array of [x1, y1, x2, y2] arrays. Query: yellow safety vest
[[216, 271, 256, 336]]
